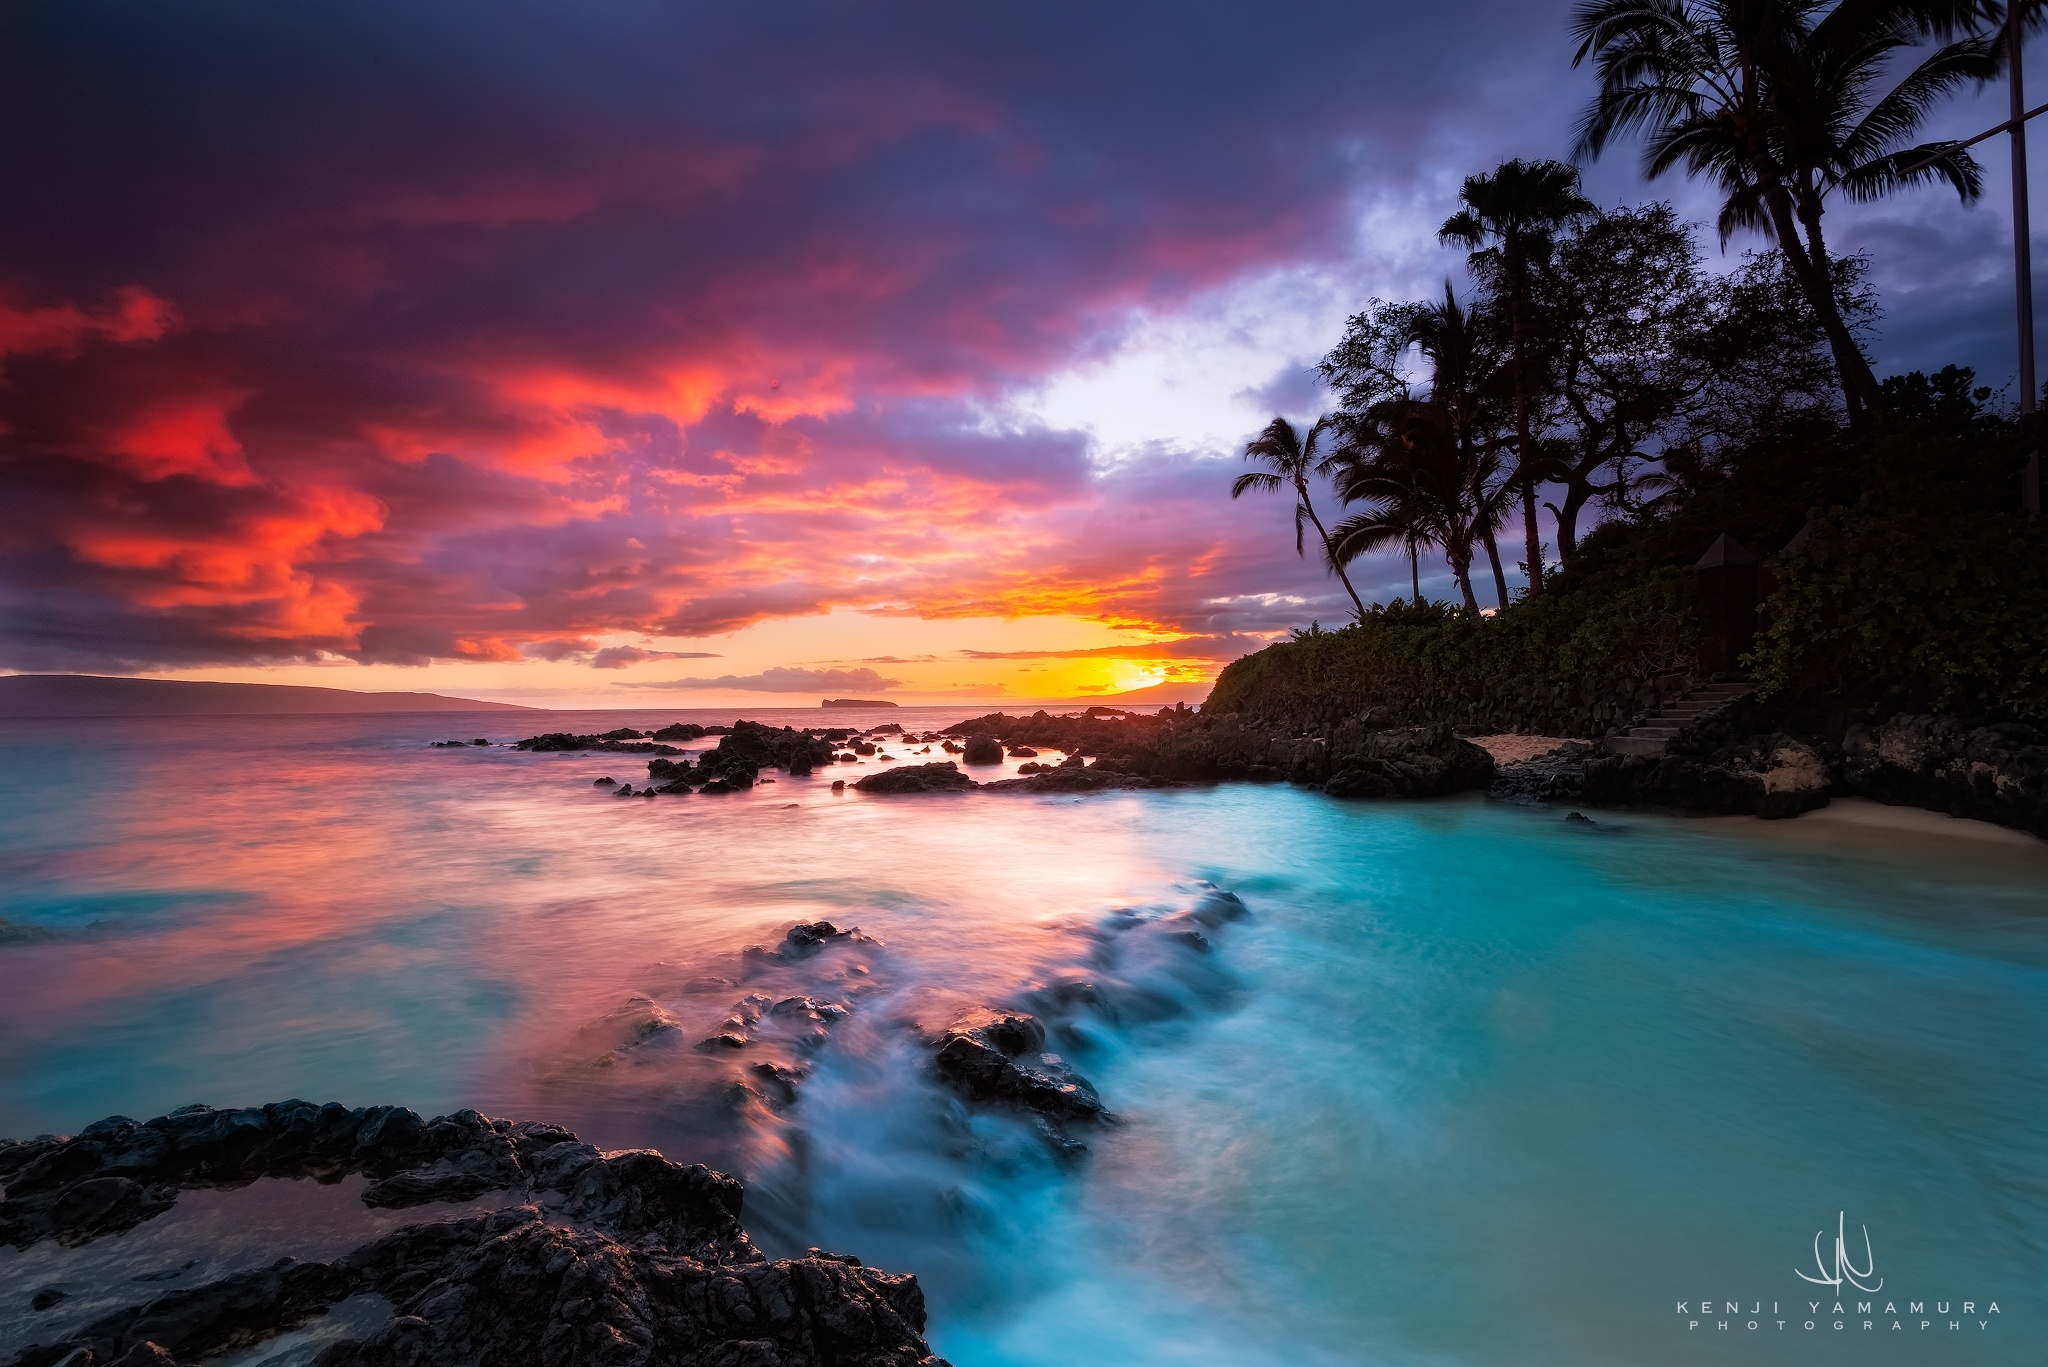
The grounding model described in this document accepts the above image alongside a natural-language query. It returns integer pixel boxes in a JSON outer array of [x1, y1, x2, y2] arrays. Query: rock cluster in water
[[498, 710, 1507, 805], [559, 885, 1254, 1202], [0, 1103, 946, 1367], [933, 711, 1495, 797]]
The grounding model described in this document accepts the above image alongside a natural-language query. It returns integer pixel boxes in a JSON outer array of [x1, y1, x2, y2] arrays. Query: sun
[[1105, 661, 1168, 693]]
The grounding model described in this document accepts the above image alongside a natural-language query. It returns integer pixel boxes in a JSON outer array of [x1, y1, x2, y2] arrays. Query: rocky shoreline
[[492, 714, 1501, 804], [481, 701, 2042, 837], [1485, 709, 2047, 836], [0, 1100, 945, 1367]]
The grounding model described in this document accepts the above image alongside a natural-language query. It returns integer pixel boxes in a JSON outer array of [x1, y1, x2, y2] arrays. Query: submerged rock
[[929, 1011, 1104, 1125], [769, 921, 865, 960], [981, 767, 1171, 794], [514, 733, 683, 756], [0, 1104, 947, 1367]]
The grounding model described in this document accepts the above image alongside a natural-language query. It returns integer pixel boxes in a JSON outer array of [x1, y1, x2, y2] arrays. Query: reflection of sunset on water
[[1, 710, 2044, 1367], [0, 709, 1170, 1134]]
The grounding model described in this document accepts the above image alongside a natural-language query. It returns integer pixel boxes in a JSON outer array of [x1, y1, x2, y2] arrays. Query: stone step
[[1630, 726, 1683, 739], [1605, 734, 1669, 757]]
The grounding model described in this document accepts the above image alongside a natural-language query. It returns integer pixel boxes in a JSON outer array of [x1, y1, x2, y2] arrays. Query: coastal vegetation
[[1223, 0, 2048, 730]]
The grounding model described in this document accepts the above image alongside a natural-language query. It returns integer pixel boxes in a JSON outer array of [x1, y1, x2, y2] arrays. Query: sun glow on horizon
[[135, 609, 1231, 709]]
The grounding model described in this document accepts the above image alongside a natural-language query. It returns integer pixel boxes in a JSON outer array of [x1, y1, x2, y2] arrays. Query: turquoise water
[[0, 711, 2043, 1365]]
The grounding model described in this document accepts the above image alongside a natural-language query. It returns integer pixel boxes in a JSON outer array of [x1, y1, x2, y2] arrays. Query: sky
[[0, 0, 2039, 708]]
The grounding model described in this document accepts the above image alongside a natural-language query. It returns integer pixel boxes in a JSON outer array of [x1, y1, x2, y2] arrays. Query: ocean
[[1, 708, 2043, 1365]]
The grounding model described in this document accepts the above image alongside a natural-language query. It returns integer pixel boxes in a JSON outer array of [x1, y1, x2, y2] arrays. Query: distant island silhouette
[[0, 674, 536, 717], [821, 698, 898, 708]]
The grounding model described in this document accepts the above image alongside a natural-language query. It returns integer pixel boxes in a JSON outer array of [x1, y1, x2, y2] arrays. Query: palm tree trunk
[[1761, 182, 1885, 424], [1294, 478, 1369, 623], [1409, 540, 1420, 602], [1447, 539, 1481, 616], [1793, 193, 1885, 417], [1479, 524, 1509, 610], [1518, 475, 1542, 596], [1507, 252, 1545, 596]]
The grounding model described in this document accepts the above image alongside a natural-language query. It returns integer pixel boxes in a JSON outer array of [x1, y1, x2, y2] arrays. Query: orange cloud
[[61, 483, 384, 642]]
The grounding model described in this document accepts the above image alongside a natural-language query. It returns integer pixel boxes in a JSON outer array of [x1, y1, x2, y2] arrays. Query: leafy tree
[[1524, 207, 1870, 554], [1571, 0, 1997, 425], [1441, 158, 1594, 596], [1520, 203, 1713, 558], [1232, 416, 1369, 622]]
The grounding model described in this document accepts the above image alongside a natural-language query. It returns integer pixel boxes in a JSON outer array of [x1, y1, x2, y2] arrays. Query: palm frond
[[1837, 141, 1984, 201], [1832, 36, 2001, 169], [1439, 208, 1485, 250]]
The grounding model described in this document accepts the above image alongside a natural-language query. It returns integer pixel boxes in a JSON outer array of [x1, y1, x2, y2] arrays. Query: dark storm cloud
[[0, 0, 2028, 670]]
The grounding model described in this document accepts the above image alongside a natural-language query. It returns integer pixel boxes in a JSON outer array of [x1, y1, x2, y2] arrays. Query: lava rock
[[0, 1106, 945, 1367], [1577, 732, 1835, 820], [853, 763, 976, 794], [514, 733, 682, 755], [1841, 714, 2047, 836], [930, 1012, 1103, 1124], [0, 1102, 560, 1251], [1753, 740, 1831, 819], [960, 734, 1003, 765], [981, 768, 1171, 794], [1321, 727, 1496, 800], [777, 922, 851, 956]]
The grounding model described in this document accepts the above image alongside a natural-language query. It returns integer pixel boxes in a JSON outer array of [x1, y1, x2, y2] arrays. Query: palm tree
[[1330, 406, 1479, 613], [1441, 159, 1593, 597], [1324, 498, 1431, 603], [1400, 283, 1519, 609], [1325, 289, 1518, 617], [1232, 415, 1369, 622], [1571, 0, 1999, 425]]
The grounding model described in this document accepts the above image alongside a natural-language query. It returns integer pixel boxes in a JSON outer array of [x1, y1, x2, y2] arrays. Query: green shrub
[[1753, 421, 2048, 719], [1205, 570, 1695, 716]]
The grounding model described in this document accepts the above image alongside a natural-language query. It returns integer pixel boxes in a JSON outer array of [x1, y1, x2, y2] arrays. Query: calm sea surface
[[0, 708, 2043, 1365]]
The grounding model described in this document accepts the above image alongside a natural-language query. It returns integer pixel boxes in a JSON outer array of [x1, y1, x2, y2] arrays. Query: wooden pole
[[2013, 14, 2041, 516]]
